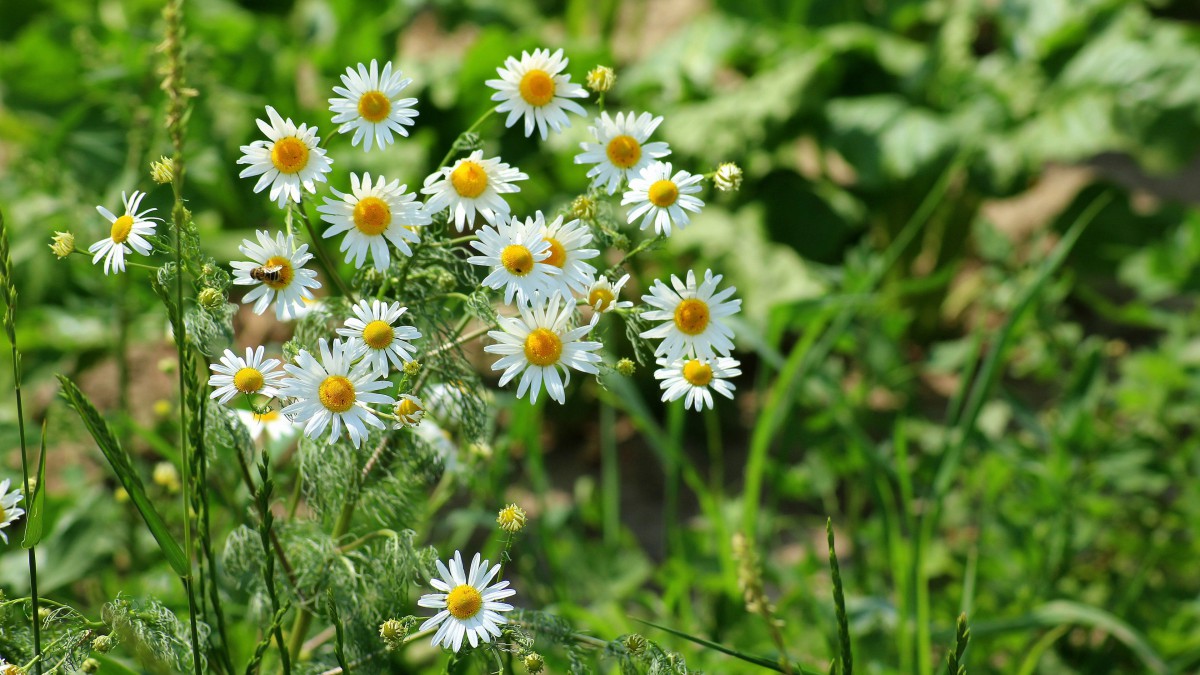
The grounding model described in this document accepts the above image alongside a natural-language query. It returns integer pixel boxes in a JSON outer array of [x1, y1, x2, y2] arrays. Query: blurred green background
[[4, 0, 1200, 672]]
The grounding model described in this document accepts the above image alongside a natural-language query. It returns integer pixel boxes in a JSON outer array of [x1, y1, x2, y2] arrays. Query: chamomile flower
[[393, 394, 425, 428], [236, 409, 299, 444], [0, 479, 25, 544], [208, 346, 285, 404], [329, 59, 419, 152], [535, 213, 598, 300], [484, 296, 602, 405], [654, 356, 741, 411], [336, 299, 421, 374], [418, 551, 515, 652], [280, 338, 395, 448], [89, 191, 160, 275], [317, 173, 429, 271], [485, 48, 587, 140], [230, 230, 322, 321], [421, 151, 528, 232], [237, 106, 333, 208], [622, 161, 705, 237], [574, 112, 671, 194], [467, 215, 560, 305], [587, 274, 634, 313], [640, 269, 741, 361]]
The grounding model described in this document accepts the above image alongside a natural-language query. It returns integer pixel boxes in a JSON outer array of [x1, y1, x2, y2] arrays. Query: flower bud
[[92, 634, 115, 653], [198, 287, 224, 310], [150, 156, 176, 184], [81, 658, 101, 673], [623, 633, 647, 655], [616, 358, 636, 377], [523, 652, 545, 674], [50, 231, 76, 259], [587, 66, 616, 94], [153, 462, 181, 493], [570, 195, 597, 221], [403, 360, 422, 377], [497, 503, 527, 533], [713, 162, 743, 192]]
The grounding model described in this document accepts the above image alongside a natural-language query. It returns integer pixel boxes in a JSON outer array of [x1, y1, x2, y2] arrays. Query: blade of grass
[[827, 519, 852, 675], [21, 421, 48, 548], [635, 618, 823, 675], [946, 613, 969, 675]]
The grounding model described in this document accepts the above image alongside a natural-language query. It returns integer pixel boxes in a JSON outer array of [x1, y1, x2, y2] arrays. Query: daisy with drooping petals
[[587, 273, 634, 313], [280, 338, 395, 448], [317, 173, 429, 271], [237, 106, 333, 208], [467, 215, 560, 306], [393, 393, 425, 428], [89, 191, 161, 275], [622, 161, 705, 237], [486, 48, 587, 140], [484, 296, 602, 405], [418, 551, 515, 652], [654, 356, 741, 411], [231, 230, 322, 321], [329, 59, 419, 152], [336, 299, 421, 374], [535, 213, 599, 300], [421, 151, 528, 232], [208, 346, 285, 404], [574, 112, 672, 194], [640, 269, 741, 361], [236, 409, 300, 444], [0, 479, 25, 544]]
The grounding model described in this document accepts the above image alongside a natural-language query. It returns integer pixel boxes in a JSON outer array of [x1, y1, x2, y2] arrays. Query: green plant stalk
[[257, 450, 292, 674], [664, 401, 685, 560], [827, 519, 852, 675], [600, 400, 619, 546], [295, 197, 357, 303], [433, 106, 497, 170]]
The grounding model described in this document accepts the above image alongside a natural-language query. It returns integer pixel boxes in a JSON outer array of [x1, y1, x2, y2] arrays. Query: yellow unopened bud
[[151, 156, 176, 184], [153, 462, 181, 493], [93, 634, 115, 653], [81, 658, 101, 674], [198, 287, 224, 310], [114, 487, 129, 503], [623, 633, 647, 655], [523, 652, 545, 674], [587, 65, 616, 94], [379, 617, 412, 650], [616, 358, 636, 377], [713, 162, 743, 192], [153, 399, 172, 417], [403, 360, 422, 377], [497, 503, 528, 533], [50, 231, 76, 259], [571, 195, 597, 221]]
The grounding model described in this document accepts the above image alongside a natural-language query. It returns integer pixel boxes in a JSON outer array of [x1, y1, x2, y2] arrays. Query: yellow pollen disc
[[110, 215, 135, 244], [543, 237, 567, 268], [396, 398, 422, 417], [262, 256, 294, 290], [270, 136, 310, 175], [318, 375, 356, 413], [233, 367, 265, 393], [450, 161, 488, 198], [682, 360, 713, 387], [353, 197, 391, 236], [518, 69, 556, 107], [647, 179, 679, 208], [589, 287, 615, 312], [606, 135, 642, 169], [673, 298, 710, 336], [255, 410, 281, 422], [500, 245, 534, 276], [446, 584, 483, 620], [362, 320, 395, 350], [357, 90, 391, 123], [524, 328, 563, 367]]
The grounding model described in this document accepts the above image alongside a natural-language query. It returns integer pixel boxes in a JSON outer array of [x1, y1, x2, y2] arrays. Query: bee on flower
[[328, 59, 419, 152], [574, 112, 671, 195], [486, 48, 587, 140], [640, 269, 741, 361], [237, 106, 333, 208], [280, 338, 395, 448], [317, 172, 430, 271], [654, 356, 741, 411], [230, 230, 322, 321], [484, 295, 602, 404], [89, 191, 161, 275], [418, 551, 515, 652], [622, 161, 705, 237], [421, 151, 528, 232]]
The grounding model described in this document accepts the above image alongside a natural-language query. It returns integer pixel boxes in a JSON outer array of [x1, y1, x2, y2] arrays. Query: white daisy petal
[[420, 550, 516, 653], [279, 338, 394, 449]]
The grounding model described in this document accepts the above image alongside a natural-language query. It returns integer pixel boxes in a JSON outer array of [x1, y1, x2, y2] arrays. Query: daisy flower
[[237, 106, 333, 208], [317, 173, 429, 271], [280, 338, 395, 448], [208, 346, 285, 404], [574, 112, 671, 194], [421, 151, 528, 232], [230, 230, 322, 321], [535, 212, 599, 300], [236, 409, 300, 444], [486, 48, 587, 140], [622, 161, 705, 237], [393, 393, 425, 428], [654, 356, 741, 411], [467, 215, 560, 306], [587, 273, 634, 313], [0, 479, 25, 544], [329, 59, 418, 152], [640, 269, 741, 361], [89, 191, 160, 275], [418, 551, 515, 652], [484, 296, 602, 404], [335, 299, 421, 374]]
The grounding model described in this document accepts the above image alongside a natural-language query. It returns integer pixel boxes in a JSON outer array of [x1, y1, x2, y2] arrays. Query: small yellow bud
[[153, 400, 172, 418], [570, 195, 597, 221], [523, 652, 545, 674], [81, 658, 101, 673], [402, 360, 422, 377], [497, 503, 528, 534], [150, 156, 176, 184], [114, 487, 129, 503], [379, 617, 411, 650], [586, 65, 616, 94], [713, 162, 743, 192], [93, 634, 115, 653], [616, 358, 636, 377], [50, 231, 76, 259], [198, 287, 224, 310], [623, 633, 647, 655], [153, 462, 181, 493]]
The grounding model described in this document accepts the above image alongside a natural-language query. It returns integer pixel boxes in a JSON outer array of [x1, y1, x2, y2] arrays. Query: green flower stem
[[433, 106, 497, 170], [295, 197, 358, 304]]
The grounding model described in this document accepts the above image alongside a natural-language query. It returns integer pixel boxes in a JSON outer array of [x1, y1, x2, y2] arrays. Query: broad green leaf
[[19, 419, 47, 548]]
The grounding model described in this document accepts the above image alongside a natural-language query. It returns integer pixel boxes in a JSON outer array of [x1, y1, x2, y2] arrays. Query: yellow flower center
[[396, 397, 423, 418], [673, 298, 709, 335], [352, 196, 391, 236], [500, 245, 534, 276], [606, 135, 642, 169], [110, 215, 135, 244], [270, 136, 310, 175], [518, 69, 556, 107], [255, 409, 281, 422], [588, 287, 615, 312], [450, 161, 488, 198], [262, 256, 295, 290], [682, 360, 713, 387], [446, 584, 483, 620], [318, 375, 356, 413], [362, 320, 394, 350], [647, 179, 679, 208], [543, 237, 566, 268], [357, 90, 391, 123], [524, 328, 562, 367], [233, 367, 265, 393]]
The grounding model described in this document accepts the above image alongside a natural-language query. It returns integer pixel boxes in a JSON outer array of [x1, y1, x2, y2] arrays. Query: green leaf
[[56, 375, 189, 577], [635, 618, 822, 675], [20, 419, 47, 548]]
